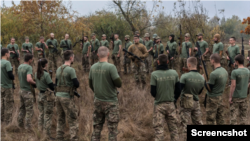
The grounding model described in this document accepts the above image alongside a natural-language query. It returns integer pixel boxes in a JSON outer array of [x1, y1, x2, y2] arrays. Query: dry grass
[[1, 49, 250, 141]]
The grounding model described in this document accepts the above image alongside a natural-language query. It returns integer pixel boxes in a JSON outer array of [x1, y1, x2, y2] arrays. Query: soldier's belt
[[56, 86, 71, 93]]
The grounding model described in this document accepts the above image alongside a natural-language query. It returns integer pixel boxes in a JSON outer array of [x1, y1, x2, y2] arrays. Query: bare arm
[[27, 74, 36, 85], [229, 80, 236, 104], [203, 48, 209, 55], [189, 48, 191, 56]]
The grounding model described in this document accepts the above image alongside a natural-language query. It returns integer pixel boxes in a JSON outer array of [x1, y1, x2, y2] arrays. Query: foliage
[[241, 17, 250, 35]]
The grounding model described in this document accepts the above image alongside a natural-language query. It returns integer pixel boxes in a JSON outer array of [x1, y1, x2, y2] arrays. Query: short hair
[[235, 54, 244, 64], [187, 57, 197, 67], [98, 46, 109, 58], [50, 33, 54, 36], [64, 50, 74, 61], [230, 37, 236, 41], [134, 35, 139, 38], [1, 48, 9, 56], [24, 53, 33, 62], [40, 36, 44, 39], [65, 34, 69, 36], [25, 36, 29, 39], [210, 53, 221, 63], [84, 36, 88, 39], [158, 54, 168, 65], [114, 34, 119, 36], [11, 37, 15, 40]]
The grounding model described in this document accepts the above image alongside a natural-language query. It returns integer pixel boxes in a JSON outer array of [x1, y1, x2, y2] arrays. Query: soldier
[[100, 34, 109, 48], [166, 34, 178, 70], [35, 36, 48, 59], [17, 53, 36, 129], [152, 33, 158, 46], [123, 35, 132, 74], [193, 33, 209, 72], [212, 34, 226, 68], [150, 54, 180, 141], [55, 50, 79, 140], [21, 36, 33, 57], [133, 31, 144, 44], [1, 49, 15, 125], [144, 33, 153, 73], [204, 53, 228, 125], [90, 33, 100, 65], [46, 33, 59, 74], [111, 34, 122, 73], [35, 58, 55, 140], [60, 34, 72, 63], [152, 36, 164, 71], [128, 35, 148, 86], [179, 33, 192, 74], [89, 46, 122, 141], [176, 57, 204, 139], [226, 37, 240, 85], [7, 37, 20, 75], [229, 54, 250, 125], [81, 36, 91, 72]]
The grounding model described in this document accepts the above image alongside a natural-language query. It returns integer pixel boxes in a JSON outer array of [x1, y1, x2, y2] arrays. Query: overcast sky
[[2, 0, 250, 20]]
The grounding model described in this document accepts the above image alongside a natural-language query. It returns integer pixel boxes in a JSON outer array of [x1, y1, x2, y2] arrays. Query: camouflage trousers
[[227, 64, 238, 85], [220, 58, 227, 69], [153, 102, 179, 141], [230, 98, 248, 125], [168, 58, 176, 70], [38, 92, 54, 138], [145, 55, 153, 73], [153, 59, 158, 71], [132, 62, 146, 83], [9, 58, 19, 75], [1, 87, 14, 124], [112, 54, 121, 73], [82, 54, 90, 72], [91, 52, 98, 65], [179, 58, 187, 74], [180, 100, 203, 133], [56, 96, 78, 140], [91, 99, 119, 141], [48, 53, 58, 72], [206, 95, 225, 125], [123, 56, 131, 74], [17, 90, 34, 129]]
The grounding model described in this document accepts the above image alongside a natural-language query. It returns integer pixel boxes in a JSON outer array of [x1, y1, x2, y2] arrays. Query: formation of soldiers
[[1, 30, 250, 141]]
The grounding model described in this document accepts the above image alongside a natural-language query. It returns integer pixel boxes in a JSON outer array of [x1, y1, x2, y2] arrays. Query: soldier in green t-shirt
[[144, 33, 154, 73], [17, 53, 36, 129], [100, 34, 109, 48], [176, 57, 204, 137], [204, 53, 228, 125], [7, 37, 20, 75], [80, 36, 91, 72], [123, 35, 133, 74], [35, 36, 48, 59], [229, 54, 250, 125], [46, 33, 59, 74], [111, 34, 122, 73], [1, 49, 15, 125], [35, 58, 55, 140], [90, 33, 100, 65], [152, 36, 164, 71], [133, 31, 144, 44], [213, 34, 226, 68], [179, 33, 192, 74], [21, 36, 33, 56], [150, 54, 180, 141], [226, 37, 240, 85], [60, 34, 72, 63], [166, 34, 178, 70], [89, 46, 122, 141], [55, 50, 79, 140]]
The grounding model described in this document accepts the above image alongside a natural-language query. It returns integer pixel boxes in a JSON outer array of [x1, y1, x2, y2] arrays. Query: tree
[[240, 17, 250, 34]]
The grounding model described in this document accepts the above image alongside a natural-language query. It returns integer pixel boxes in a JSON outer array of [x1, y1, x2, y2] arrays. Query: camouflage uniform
[[153, 102, 179, 141], [112, 55, 121, 73], [91, 99, 119, 141], [9, 57, 19, 75], [82, 54, 90, 72], [1, 88, 14, 124], [17, 90, 34, 129], [46, 39, 58, 72], [230, 98, 248, 125], [179, 58, 187, 74], [206, 96, 225, 125], [7, 44, 20, 75], [90, 35, 100, 65], [123, 36, 132, 74]]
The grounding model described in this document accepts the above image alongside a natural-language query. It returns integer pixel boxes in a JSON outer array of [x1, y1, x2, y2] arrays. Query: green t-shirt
[[7, 44, 19, 58], [150, 69, 179, 105], [46, 39, 58, 53], [213, 42, 224, 54], [133, 38, 143, 44], [197, 41, 208, 55], [56, 65, 77, 98], [124, 41, 132, 50], [35, 70, 53, 91], [207, 67, 228, 97], [145, 40, 153, 50], [22, 42, 33, 56], [91, 38, 100, 51], [0, 44, 3, 50], [89, 62, 120, 102], [35, 42, 45, 53], [180, 42, 192, 58], [82, 41, 90, 54], [227, 45, 240, 63], [1, 59, 13, 88], [112, 39, 122, 55], [153, 43, 164, 57], [100, 40, 109, 48], [60, 39, 72, 51], [180, 71, 204, 101], [18, 64, 33, 91], [166, 41, 177, 55], [231, 68, 250, 98]]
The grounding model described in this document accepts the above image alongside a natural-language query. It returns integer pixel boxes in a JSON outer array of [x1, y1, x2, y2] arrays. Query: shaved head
[[98, 46, 109, 58], [187, 57, 197, 68]]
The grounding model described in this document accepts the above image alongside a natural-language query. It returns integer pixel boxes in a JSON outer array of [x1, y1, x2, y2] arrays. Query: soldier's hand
[[194, 47, 198, 51], [229, 97, 233, 104], [87, 54, 89, 57], [117, 54, 120, 57], [247, 57, 249, 60], [40, 48, 43, 51], [171, 57, 174, 60], [202, 74, 205, 79], [26, 50, 29, 53], [167, 50, 169, 54], [227, 56, 229, 60], [18, 58, 20, 61]]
